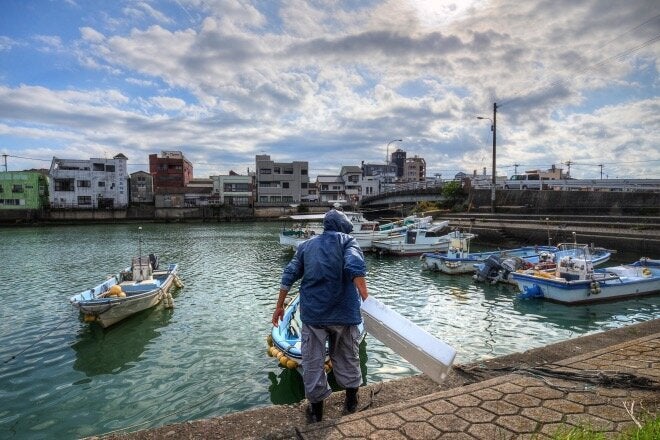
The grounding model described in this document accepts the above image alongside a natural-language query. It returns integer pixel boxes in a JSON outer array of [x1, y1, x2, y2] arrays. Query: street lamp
[[477, 102, 498, 212], [386, 139, 402, 183]]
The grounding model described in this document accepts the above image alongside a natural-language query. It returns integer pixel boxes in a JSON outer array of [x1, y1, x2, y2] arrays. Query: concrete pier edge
[[96, 318, 660, 440]]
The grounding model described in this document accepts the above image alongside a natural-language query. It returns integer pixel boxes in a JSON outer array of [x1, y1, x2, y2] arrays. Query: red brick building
[[149, 151, 193, 189]]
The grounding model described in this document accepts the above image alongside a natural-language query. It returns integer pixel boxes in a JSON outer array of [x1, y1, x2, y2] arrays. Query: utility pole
[[2, 154, 7, 172], [491, 102, 497, 213], [514, 163, 519, 175], [598, 164, 603, 180], [564, 160, 573, 178], [476, 102, 498, 213]]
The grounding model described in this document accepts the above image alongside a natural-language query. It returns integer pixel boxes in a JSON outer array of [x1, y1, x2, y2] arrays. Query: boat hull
[[70, 264, 179, 328]]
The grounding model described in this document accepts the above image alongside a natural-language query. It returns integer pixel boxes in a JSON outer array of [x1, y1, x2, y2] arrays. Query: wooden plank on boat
[[360, 296, 456, 384]]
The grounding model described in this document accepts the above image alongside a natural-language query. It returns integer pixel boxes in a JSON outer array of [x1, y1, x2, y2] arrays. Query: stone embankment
[[442, 213, 660, 257], [98, 319, 659, 440]]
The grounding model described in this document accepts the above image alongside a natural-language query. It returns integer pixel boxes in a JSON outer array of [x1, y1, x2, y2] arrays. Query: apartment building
[[316, 175, 345, 203], [404, 156, 426, 182], [0, 171, 48, 209], [149, 151, 193, 189], [255, 155, 310, 203], [129, 171, 154, 204], [210, 172, 253, 206], [48, 154, 129, 209]]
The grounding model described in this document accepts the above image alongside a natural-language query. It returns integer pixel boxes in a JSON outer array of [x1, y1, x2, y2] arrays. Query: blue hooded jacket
[[280, 209, 366, 326]]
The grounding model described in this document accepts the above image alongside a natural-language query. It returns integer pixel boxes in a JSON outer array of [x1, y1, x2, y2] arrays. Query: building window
[[78, 196, 92, 205], [98, 181, 106, 187], [77, 180, 91, 188], [260, 168, 272, 174], [273, 167, 281, 174], [106, 165, 115, 172], [0, 184, 3, 192], [54, 179, 75, 191], [301, 169, 308, 175], [93, 163, 105, 171], [224, 183, 250, 192], [282, 182, 289, 189], [12, 184, 24, 193]]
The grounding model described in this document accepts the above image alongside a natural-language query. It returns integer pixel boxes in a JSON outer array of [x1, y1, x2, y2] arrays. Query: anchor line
[[2, 314, 71, 365], [99, 357, 280, 437]]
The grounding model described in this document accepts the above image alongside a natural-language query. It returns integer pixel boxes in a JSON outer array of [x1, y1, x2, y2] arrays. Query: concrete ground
[[98, 319, 659, 440]]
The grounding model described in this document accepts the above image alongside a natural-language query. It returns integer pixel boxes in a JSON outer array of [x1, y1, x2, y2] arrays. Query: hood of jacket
[[323, 209, 353, 234]]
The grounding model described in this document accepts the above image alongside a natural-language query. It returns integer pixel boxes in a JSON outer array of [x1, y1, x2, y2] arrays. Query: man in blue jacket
[[272, 209, 369, 423]]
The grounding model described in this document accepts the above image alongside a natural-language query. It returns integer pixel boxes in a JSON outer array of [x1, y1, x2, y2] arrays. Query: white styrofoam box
[[360, 295, 456, 384]]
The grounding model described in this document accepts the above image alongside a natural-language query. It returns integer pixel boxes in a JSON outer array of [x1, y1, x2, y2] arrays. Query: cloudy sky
[[0, 0, 658, 180]]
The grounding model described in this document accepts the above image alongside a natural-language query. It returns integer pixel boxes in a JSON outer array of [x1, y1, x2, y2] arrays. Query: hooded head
[[323, 209, 353, 234]]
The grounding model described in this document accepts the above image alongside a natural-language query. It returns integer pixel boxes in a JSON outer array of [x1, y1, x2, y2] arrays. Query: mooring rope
[[454, 364, 660, 391], [2, 314, 71, 365]]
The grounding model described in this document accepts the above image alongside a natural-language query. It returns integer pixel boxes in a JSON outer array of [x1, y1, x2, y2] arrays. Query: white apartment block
[[210, 174, 253, 206], [48, 154, 129, 209]]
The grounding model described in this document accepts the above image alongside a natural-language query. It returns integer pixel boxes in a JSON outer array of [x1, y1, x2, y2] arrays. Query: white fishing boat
[[512, 252, 660, 304], [421, 244, 559, 275], [372, 222, 477, 256], [279, 211, 432, 251], [69, 228, 183, 328]]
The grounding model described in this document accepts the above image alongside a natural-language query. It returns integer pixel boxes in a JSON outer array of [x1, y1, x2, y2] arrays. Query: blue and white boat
[[421, 243, 558, 275], [513, 253, 660, 304], [70, 229, 182, 328], [267, 294, 365, 371], [473, 242, 611, 285]]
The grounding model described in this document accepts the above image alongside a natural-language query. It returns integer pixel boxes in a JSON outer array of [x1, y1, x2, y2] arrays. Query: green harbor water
[[0, 222, 658, 439]]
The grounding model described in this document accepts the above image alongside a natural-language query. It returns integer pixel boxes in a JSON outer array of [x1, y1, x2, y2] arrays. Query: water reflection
[[512, 296, 660, 333], [71, 307, 172, 376], [267, 369, 305, 404]]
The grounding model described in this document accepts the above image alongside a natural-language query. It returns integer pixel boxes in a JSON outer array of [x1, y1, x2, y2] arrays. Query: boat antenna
[[138, 226, 143, 257]]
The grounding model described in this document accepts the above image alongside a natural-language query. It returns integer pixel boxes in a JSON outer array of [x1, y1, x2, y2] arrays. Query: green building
[[0, 171, 49, 210]]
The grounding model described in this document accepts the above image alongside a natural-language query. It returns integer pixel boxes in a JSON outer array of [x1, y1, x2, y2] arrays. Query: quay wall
[[471, 189, 658, 214]]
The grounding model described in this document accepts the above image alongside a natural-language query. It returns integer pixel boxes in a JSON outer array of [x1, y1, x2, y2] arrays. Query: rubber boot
[[306, 401, 324, 423], [344, 388, 359, 414]]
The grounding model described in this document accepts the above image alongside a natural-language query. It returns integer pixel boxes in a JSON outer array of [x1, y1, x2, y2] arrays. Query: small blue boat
[[267, 294, 365, 371], [421, 244, 558, 275]]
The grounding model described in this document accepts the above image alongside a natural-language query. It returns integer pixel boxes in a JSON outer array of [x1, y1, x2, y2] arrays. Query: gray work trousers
[[301, 323, 362, 403]]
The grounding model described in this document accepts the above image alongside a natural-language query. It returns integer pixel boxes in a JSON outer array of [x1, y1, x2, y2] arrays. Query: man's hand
[[272, 306, 284, 327]]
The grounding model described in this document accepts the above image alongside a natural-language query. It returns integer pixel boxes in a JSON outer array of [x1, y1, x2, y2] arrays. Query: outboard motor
[[500, 257, 524, 282], [474, 255, 503, 283], [149, 253, 159, 271]]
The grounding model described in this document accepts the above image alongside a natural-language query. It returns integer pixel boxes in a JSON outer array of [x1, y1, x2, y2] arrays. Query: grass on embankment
[[547, 415, 659, 440]]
